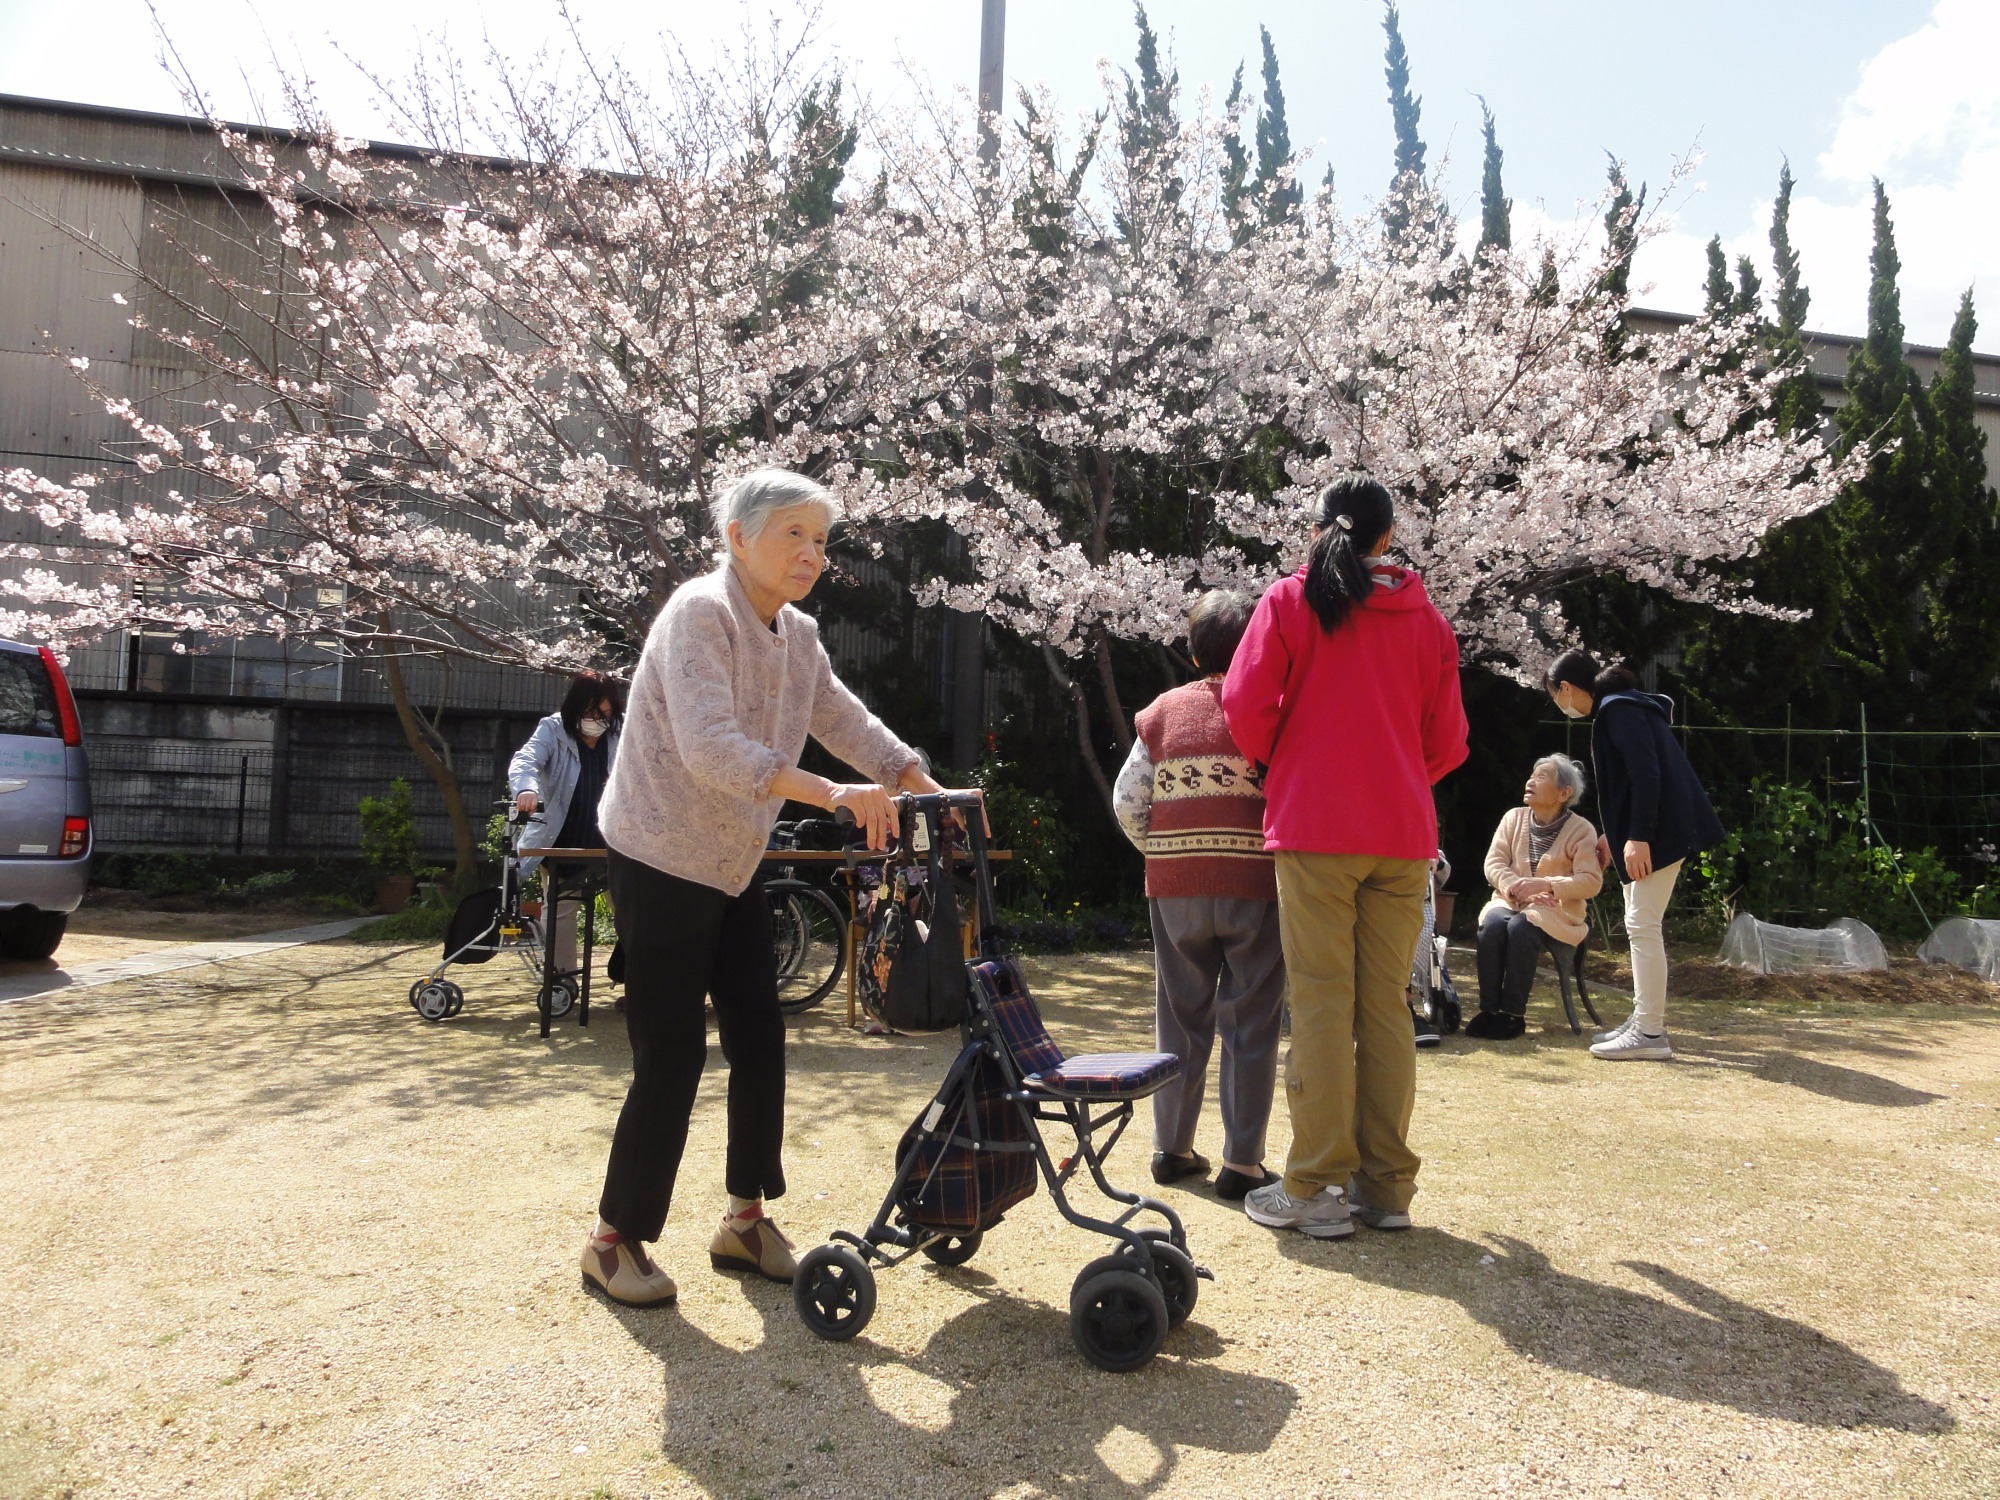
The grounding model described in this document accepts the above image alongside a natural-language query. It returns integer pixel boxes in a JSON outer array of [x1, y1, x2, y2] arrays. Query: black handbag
[[859, 803, 967, 1033]]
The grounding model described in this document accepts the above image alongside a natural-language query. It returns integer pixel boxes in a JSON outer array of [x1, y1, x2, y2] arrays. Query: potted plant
[[358, 778, 422, 912]]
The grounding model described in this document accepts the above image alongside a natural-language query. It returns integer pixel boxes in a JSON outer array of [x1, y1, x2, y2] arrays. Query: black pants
[[598, 849, 786, 1242], [1476, 911, 1546, 1018]]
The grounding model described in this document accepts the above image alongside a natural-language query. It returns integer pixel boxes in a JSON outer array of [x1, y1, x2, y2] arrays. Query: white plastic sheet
[[1718, 913, 1890, 975], [1917, 917, 2000, 982]]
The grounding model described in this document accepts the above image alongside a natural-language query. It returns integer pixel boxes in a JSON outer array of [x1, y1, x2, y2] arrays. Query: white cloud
[[1821, 0, 2000, 188]]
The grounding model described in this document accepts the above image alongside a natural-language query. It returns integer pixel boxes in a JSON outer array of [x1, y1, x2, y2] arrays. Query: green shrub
[[358, 778, 421, 875], [1686, 776, 1962, 940], [352, 885, 455, 944], [972, 758, 1076, 916]]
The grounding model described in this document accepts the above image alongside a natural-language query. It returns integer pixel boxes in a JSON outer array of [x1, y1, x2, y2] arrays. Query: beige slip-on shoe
[[708, 1214, 798, 1283], [580, 1232, 678, 1306]]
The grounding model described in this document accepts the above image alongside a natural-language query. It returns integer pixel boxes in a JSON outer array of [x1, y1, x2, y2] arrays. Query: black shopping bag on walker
[[861, 803, 965, 1033]]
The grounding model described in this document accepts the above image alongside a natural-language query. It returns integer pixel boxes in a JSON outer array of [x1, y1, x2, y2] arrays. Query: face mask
[[1556, 694, 1585, 720], [579, 716, 611, 739]]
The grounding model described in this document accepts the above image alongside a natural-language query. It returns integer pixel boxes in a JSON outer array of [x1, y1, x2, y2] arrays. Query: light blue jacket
[[507, 712, 620, 876]]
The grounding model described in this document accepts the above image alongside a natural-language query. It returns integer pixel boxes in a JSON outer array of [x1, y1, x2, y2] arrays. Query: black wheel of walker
[[794, 1245, 876, 1341], [1136, 1234, 1199, 1328], [441, 981, 465, 1018], [919, 1230, 982, 1267], [412, 980, 457, 1023], [544, 974, 577, 1019], [1070, 1265, 1169, 1373]]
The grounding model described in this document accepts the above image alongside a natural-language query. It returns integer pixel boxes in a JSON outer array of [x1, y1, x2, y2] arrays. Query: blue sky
[[1, 0, 1992, 345]]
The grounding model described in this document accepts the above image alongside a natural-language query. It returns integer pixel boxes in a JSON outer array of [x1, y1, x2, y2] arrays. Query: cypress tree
[[1476, 97, 1510, 254], [1767, 162, 1822, 436], [1220, 63, 1250, 239], [1117, 3, 1182, 241], [1921, 290, 2000, 722], [1732, 255, 1762, 319], [1703, 236, 1734, 320], [1381, 2, 1426, 240], [1254, 26, 1302, 225], [1830, 181, 1937, 723]]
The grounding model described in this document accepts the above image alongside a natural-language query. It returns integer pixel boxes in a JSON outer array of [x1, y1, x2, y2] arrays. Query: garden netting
[[1917, 917, 2000, 982], [1718, 914, 1890, 975]]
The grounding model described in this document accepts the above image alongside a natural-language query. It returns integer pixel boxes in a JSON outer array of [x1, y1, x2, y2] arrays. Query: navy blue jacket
[[1591, 692, 1724, 882]]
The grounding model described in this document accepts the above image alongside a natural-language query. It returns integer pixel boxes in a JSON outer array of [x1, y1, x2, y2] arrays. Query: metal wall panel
[[0, 161, 142, 360]]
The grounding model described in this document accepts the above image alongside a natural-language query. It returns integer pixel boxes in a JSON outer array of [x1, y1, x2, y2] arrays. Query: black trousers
[[598, 849, 786, 1242], [1476, 910, 1546, 1018]]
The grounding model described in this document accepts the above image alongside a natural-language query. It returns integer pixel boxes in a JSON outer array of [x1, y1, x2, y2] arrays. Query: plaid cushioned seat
[[973, 959, 1065, 1077], [1024, 1051, 1181, 1101]]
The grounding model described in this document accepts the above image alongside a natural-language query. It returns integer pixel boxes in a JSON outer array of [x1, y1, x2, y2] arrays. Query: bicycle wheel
[[767, 880, 848, 1014]]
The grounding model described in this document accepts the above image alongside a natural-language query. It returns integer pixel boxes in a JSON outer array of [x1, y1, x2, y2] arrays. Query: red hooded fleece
[[1222, 564, 1469, 861]]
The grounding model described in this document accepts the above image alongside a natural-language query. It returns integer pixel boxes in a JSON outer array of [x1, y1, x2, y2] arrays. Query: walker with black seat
[[792, 791, 1211, 1373]]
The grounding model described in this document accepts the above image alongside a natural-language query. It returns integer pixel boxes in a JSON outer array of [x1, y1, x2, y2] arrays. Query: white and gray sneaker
[[1591, 1013, 1636, 1045], [1345, 1178, 1413, 1230], [1589, 1026, 1672, 1061], [1243, 1180, 1355, 1239]]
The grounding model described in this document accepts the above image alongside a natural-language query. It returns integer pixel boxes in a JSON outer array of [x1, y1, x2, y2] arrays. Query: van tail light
[[60, 817, 88, 858], [36, 646, 82, 746]]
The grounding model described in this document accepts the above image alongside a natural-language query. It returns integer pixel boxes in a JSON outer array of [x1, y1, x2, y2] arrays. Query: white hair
[[1536, 753, 1587, 805], [711, 468, 840, 547]]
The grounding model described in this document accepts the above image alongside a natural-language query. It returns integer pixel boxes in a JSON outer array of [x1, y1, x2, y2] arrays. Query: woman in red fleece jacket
[[1222, 473, 1468, 1239]]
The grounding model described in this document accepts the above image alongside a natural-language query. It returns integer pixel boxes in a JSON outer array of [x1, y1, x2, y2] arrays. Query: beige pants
[[1273, 850, 1430, 1211], [1622, 859, 1683, 1033]]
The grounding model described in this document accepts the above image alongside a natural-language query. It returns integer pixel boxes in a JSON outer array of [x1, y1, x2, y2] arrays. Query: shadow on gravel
[[1672, 1039, 1945, 1108], [1277, 1229, 1953, 1433], [608, 1274, 1297, 1497]]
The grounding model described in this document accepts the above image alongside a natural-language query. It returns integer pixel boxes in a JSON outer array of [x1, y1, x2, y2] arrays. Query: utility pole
[[947, 0, 1004, 771]]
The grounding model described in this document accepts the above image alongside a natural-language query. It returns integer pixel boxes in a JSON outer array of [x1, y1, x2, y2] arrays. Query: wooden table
[[531, 846, 1010, 1031]]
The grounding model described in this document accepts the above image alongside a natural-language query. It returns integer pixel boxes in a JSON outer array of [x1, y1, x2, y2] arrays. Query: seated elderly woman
[[1467, 753, 1603, 1040]]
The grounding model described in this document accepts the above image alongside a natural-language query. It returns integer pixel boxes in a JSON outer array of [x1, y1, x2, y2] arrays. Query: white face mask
[[579, 716, 611, 739], [1555, 691, 1586, 720]]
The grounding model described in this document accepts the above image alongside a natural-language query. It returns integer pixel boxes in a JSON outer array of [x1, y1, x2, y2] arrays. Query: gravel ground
[[2, 938, 1996, 1499]]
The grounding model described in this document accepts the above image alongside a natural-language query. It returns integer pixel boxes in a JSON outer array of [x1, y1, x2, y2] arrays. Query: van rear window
[[0, 652, 60, 737]]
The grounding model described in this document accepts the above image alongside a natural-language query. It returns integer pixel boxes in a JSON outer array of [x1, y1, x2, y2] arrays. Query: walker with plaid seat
[[792, 792, 1211, 1372]]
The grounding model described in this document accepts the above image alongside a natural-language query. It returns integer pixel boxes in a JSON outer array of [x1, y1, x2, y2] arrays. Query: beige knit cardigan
[[598, 563, 919, 895], [1477, 805, 1605, 947]]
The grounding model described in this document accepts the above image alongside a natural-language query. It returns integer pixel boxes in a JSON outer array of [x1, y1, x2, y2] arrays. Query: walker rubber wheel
[[544, 976, 576, 1019], [441, 982, 464, 1018], [919, 1231, 982, 1267], [1136, 1234, 1199, 1328], [412, 981, 457, 1023], [1070, 1265, 1169, 1373], [794, 1245, 876, 1342]]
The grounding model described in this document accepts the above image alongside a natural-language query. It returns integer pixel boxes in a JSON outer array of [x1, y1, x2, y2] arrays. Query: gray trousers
[[1148, 895, 1286, 1166]]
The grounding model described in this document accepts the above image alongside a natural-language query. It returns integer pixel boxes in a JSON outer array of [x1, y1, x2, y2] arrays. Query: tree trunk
[[1040, 642, 1118, 816], [1093, 633, 1134, 757], [373, 629, 480, 886]]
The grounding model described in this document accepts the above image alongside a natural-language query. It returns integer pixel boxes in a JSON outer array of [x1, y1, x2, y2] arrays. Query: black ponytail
[[1544, 649, 1639, 706], [1302, 472, 1395, 633]]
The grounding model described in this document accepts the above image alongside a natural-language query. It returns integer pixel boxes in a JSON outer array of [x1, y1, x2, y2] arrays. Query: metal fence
[[87, 739, 275, 853]]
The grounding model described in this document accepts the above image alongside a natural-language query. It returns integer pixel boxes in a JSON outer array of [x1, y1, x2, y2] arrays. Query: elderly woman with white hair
[[581, 468, 952, 1307], [1468, 753, 1604, 1040]]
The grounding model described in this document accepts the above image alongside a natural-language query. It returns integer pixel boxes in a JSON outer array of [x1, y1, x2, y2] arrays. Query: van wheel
[[1, 911, 66, 962]]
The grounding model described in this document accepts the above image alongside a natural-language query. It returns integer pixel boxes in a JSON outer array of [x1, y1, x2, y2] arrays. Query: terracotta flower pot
[[374, 873, 416, 914]]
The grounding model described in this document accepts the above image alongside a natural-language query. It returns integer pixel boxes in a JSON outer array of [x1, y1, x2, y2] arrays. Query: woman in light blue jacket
[[509, 670, 622, 979]]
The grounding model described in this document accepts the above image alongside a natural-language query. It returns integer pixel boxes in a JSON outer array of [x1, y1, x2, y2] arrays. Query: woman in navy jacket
[[1545, 651, 1723, 1062]]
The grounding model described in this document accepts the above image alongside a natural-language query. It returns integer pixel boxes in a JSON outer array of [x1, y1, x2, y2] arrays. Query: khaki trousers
[[1274, 851, 1430, 1211]]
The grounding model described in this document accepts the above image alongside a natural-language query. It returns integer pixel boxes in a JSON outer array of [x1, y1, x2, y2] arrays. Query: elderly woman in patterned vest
[[1114, 590, 1286, 1203]]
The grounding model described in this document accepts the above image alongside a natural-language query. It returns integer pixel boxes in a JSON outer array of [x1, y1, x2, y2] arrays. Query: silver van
[[0, 640, 90, 960]]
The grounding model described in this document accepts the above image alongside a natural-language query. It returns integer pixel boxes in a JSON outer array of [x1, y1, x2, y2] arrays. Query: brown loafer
[[708, 1214, 798, 1283], [581, 1232, 677, 1306]]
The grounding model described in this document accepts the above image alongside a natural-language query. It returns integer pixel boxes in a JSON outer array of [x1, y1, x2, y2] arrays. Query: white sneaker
[[1591, 1013, 1636, 1044], [1243, 1180, 1355, 1239], [1590, 1027, 1672, 1061]]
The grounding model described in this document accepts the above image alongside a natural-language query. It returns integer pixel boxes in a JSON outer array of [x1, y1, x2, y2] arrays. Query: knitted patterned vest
[[1133, 679, 1277, 901]]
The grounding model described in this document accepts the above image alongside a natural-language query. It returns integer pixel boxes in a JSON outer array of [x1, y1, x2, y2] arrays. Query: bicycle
[[766, 819, 851, 1014]]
